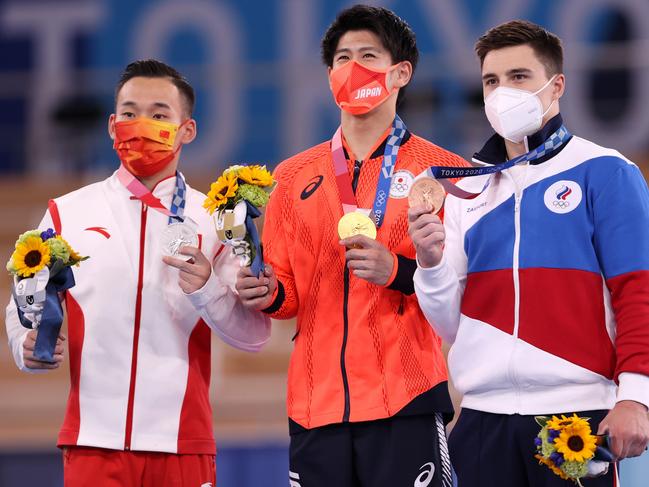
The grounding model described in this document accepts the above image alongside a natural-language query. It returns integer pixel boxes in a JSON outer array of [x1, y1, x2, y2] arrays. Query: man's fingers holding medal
[[339, 234, 379, 249], [342, 236, 394, 286], [236, 265, 277, 310], [407, 207, 445, 269], [163, 246, 212, 294]]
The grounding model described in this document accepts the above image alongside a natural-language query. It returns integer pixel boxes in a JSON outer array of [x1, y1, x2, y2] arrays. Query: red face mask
[[329, 61, 399, 115], [112, 118, 183, 177]]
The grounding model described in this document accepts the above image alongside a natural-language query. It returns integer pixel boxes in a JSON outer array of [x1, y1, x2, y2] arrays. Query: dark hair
[[115, 59, 195, 116], [321, 4, 418, 105], [475, 20, 563, 76]]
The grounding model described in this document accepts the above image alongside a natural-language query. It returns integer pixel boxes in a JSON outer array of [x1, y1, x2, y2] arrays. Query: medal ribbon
[[331, 115, 407, 227], [117, 164, 187, 224], [425, 125, 572, 199]]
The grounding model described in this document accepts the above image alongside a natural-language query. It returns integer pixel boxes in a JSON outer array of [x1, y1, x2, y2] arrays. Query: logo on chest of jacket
[[414, 462, 436, 487], [300, 175, 324, 200], [544, 180, 583, 214], [389, 170, 415, 199]]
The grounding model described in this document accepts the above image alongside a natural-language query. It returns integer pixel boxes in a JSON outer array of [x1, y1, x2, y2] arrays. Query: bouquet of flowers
[[534, 414, 614, 485], [7, 228, 88, 362], [203, 164, 275, 276]]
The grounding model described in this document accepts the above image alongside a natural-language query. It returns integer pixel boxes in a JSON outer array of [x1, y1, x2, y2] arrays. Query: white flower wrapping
[[214, 201, 252, 265]]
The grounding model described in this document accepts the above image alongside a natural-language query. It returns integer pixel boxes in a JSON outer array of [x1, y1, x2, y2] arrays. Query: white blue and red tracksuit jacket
[[5, 170, 271, 454], [414, 115, 649, 414]]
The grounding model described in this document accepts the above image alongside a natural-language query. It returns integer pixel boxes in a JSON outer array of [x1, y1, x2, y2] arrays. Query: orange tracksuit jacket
[[262, 129, 469, 430]]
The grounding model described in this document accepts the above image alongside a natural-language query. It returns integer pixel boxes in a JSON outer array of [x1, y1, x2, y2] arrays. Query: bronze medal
[[408, 177, 446, 214]]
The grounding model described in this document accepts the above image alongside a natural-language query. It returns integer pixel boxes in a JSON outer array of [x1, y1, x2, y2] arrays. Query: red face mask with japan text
[[329, 60, 400, 115]]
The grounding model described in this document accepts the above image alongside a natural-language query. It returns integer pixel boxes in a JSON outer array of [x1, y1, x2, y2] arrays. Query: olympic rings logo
[[552, 200, 570, 209], [376, 190, 387, 205], [544, 180, 582, 214]]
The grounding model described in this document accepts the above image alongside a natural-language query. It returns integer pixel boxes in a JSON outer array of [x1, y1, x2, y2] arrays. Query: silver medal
[[161, 220, 199, 261]]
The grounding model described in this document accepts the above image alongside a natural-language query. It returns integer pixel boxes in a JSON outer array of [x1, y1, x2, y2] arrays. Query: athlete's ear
[[392, 61, 412, 89], [108, 114, 116, 141], [552, 73, 566, 101], [178, 119, 197, 145]]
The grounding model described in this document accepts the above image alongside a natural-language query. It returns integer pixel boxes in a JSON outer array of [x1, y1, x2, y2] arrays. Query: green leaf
[[535, 416, 551, 427]]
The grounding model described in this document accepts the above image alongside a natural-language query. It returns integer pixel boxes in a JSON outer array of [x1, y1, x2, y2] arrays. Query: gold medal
[[408, 177, 446, 214], [338, 212, 377, 240]]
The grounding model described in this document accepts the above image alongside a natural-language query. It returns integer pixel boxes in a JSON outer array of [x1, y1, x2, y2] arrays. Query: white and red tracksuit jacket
[[5, 170, 271, 454], [414, 117, 649, 415]]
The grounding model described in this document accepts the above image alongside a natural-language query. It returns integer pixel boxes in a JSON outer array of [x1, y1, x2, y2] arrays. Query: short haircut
[[115, 59, 195, 117], [475, 20, 564, 77], [321, 4, 419, 105]]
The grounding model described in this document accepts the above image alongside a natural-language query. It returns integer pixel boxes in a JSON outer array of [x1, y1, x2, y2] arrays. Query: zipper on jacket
[[341, 268, 352, 422], [340, 159, 364, 422], [512, 192, 522, 339], [124, 203, 148, 450], [508, 165, 528, 408]]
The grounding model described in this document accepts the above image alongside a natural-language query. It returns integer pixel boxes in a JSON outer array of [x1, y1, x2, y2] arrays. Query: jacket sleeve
[[385, 254, 417, 295], [592, 160, 649, 408], [260, 163, 299, 319], [413, 191, 467, 344], [185, 245, 271, 352], [5, 209, 55, 373], [389, 154, 471, 297]]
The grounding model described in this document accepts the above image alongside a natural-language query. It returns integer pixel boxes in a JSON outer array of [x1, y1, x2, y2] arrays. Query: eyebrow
[[118, 101, 172, 110], [482, 67, 533, 81], [334, 46, 380, 56]]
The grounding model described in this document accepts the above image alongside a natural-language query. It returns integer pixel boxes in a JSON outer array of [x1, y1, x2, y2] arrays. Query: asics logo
[[300, 175, 324, 200], [414, 462, 435, 487]]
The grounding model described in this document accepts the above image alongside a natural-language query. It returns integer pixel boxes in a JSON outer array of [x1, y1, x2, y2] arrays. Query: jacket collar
[[110, 169, 179, 202], [341, 129, 412, 162], [473, 114, 569, 166]]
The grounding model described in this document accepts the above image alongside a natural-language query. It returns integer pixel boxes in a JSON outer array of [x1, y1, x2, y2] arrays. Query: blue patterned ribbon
[[371, 115, 407, 227], [244, 201, 265, 277], [168, 171, 187, 224], [331, 115, 408, 228], [426, 125, 572, 199], [16, 264, 76, 363]]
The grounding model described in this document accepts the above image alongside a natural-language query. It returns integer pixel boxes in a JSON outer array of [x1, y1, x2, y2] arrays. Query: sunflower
[[536, 455, 570, 480], [237, 165, 274, 187], [203, 172, 239, 214], [553, 417, 597, 462], [11, 236, 51, 277], [546, 414, 576, 431]]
